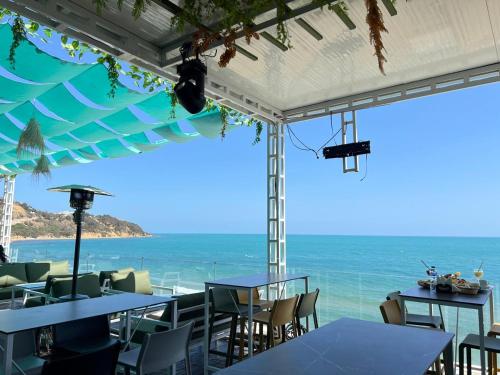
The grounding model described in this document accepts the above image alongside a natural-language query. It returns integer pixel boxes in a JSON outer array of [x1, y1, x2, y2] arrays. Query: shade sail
[[0, 23, 225, 176]]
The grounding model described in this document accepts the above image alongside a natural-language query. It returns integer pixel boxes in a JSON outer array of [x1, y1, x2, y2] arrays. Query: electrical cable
[[360, 154, 368, 182]]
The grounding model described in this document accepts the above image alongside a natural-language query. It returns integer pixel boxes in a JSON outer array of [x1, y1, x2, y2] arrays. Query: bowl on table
[[456, 283, 480, 295], [417, 280, 431, 289]]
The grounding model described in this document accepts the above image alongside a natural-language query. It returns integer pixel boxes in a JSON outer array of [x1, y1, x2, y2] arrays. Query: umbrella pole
[[71, 208, 83, 298]]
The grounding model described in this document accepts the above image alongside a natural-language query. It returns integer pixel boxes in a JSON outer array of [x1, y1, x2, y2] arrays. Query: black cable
[[286, 125, 320, 158], [360, 154, 368, 182]]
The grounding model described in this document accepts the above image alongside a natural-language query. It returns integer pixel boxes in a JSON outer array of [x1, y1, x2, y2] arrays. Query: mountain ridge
[[10, 202, 150, 240]]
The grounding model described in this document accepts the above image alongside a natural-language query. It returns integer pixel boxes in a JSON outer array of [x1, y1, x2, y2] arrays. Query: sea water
[[13, 234, 500, 362]]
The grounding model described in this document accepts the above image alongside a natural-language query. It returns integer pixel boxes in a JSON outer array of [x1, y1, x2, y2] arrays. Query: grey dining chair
[[118, 321, 194, 375]]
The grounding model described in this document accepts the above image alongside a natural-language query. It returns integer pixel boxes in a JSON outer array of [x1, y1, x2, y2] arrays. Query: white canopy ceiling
[[3, 0, 500, 123]]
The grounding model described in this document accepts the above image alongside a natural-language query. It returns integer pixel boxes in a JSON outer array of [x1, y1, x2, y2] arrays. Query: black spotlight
[[174, 42, 207, 114]]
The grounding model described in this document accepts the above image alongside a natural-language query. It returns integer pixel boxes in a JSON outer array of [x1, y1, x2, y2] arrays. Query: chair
[[51, 274, 102, 299], [111, 270, 153, 295], [52, 315, 116, 354], [210, 288, 258, 367], [98, 267, 135, 287], [118, 321, 194, 375], [488, 323, 500, 374], [459, 334, 500, 375], [295, 288, 320, 335], [0, 330, 45, 375], [380, 300, 442, 374], [387, 291, 444, 329], [237, 288, 274, 310], [41, 340, 120, 375], [245, 294, 299, 354]]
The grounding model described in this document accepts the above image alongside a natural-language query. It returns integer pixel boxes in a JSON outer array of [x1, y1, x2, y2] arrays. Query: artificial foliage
[[33, 154, 51, 178], [16, 118, 45, 158], [365, 0, 388, 74]]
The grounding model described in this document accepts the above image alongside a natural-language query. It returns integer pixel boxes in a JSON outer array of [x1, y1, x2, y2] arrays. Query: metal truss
[[1, 176, 15, 260]]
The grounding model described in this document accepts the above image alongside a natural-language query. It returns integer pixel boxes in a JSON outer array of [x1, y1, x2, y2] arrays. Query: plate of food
[[417, 279, 432, 289], [455, 280, 480, 295]]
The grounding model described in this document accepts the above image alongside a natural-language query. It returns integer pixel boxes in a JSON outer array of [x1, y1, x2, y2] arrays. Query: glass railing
[[14, 244, 498, 366]]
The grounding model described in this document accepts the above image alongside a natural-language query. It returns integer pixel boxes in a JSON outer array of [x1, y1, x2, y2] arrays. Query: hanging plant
[[16, 117, 45, 158], [33, 154, 51, 178], [9, 16, 27, 69], [97, 54, 121, 98], [365, 0, 388, 74]]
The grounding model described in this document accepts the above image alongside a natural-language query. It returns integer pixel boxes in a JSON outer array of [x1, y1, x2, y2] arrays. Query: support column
[[267, 123, 286, 297], [1, 176, 15, 261]]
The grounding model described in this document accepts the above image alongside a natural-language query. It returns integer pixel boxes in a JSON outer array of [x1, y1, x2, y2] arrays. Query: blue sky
[[13, 82, 500, 237]]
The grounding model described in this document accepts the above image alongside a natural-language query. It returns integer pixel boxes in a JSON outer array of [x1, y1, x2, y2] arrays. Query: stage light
[[323, 141, 371, 159], [174, 43, 207, 114]]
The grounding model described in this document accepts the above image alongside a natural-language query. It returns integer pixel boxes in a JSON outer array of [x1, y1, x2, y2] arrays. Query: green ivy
[[9, 16, 27, 69], [97, 54, 121, 98]]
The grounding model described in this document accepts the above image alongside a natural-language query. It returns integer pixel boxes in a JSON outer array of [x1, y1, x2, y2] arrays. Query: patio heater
[[47, 185, 112, 301]]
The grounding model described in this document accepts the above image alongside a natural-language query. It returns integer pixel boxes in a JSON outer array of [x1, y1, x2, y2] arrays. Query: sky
[[12, 82, 500, 237]]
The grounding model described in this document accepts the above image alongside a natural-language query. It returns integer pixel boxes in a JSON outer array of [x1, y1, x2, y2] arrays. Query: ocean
[[13, 233, 500, 361]]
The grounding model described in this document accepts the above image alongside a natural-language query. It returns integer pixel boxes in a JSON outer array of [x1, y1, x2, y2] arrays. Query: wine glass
[[473, 269, 484, 283]]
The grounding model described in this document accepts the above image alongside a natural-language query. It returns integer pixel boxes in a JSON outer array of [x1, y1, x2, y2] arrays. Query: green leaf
[[61, 35, 68, 44], [43, 28, 52, 38], [71, 40, 79, 49]]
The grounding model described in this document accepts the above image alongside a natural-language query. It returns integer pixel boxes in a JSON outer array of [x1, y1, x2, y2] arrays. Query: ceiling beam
[[284, 63, 500, 122]]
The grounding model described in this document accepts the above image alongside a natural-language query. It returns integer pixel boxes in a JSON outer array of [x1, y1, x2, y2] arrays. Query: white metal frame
[[267, 123, 286, 289], [341, 111, 359, 173], [0, 176, 15, 260], [284, 63, 500, 122]]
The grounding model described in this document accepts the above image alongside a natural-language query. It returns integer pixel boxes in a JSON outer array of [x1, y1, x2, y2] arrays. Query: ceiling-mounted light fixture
[[174, 42, 207, 114]]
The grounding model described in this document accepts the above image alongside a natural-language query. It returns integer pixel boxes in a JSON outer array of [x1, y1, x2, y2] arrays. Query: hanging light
[[48, 185, 112, 301], [174, 42, 207, 114]]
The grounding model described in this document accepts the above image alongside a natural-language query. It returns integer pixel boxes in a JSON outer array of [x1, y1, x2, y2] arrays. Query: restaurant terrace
[[0, 0, 498, 374]]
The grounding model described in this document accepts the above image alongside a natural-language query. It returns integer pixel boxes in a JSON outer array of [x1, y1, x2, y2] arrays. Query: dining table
[[203, 272, 309, 374], [0, 292, 177, 375], [400, 286, 494, 375], [217, 317, 455, 374]]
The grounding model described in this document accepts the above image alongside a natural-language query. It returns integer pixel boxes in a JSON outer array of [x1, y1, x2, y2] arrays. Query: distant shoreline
[[12, 234, 152, 242]]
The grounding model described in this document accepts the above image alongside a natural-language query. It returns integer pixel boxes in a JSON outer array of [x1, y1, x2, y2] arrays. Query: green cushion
[[49, 260, 69, 275], [0, 263, 28, 287], [51, 274, 101, 298], [0, 286, 24, 300], [111, 270, 152, 295], [98, 267, 134, 286], [25, 262, 51, 283]]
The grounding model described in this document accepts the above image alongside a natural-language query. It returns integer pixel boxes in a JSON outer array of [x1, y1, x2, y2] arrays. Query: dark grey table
[[217, 317, 454, 375], [0, 292, 177, 375], [204, 272, 309, 374], [400, 286, 494, 375]]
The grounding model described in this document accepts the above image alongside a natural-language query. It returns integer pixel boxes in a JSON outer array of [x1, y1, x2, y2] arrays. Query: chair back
[[210, 288, 239, 313], [237, 288, 260, 304], [137, 321, 194, 374], [53, 315, 110, 349], [110, 270, 152, 295], [41, 340, 120, 375], [51, 274, 101, 298], [380, 300, 402, 325], [296, 288, 319, 319], [270, 295, 299, 326]]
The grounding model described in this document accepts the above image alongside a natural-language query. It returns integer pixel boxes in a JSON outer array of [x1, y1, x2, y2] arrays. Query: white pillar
[[1, 176, 15, 260], [267, 123, 286, 289]]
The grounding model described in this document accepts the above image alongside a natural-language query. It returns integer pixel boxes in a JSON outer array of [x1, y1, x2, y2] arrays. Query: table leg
[[125, 310, 131, 343], [400, 298, 406, 325], [455, 307, 460, 371], [248, 288, 253, 358], [305, 277, 309, 332], [490, 290, 495, 326], [204, 284, 209, 375], [2, 334, 13, 375], [10, 287, 15, 309], [479, 307, 486, 375], [171, 299, 178, 375], [443, 339, 454, 375]]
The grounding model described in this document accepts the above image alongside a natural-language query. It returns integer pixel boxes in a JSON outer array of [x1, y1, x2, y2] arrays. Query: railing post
[[1, 175, 16, 261], [267, 122, 286, 298]]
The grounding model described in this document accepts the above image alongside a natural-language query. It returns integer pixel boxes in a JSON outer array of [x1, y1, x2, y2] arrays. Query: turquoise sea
[[12, 234, 500, 360]]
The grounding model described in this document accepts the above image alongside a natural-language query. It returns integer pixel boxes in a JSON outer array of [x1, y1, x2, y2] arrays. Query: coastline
[[12, 234, 152, 242]]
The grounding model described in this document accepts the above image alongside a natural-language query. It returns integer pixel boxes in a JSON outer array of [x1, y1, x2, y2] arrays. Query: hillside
[[10, 202, 150, 240]]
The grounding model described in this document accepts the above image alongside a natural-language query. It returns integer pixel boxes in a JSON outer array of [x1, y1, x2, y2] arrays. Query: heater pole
[[71, 208, 83, 298]]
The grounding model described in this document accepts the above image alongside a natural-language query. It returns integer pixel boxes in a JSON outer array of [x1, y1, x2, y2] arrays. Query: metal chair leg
[[459, 344, 464, 375], [467, 347, 472, 375]]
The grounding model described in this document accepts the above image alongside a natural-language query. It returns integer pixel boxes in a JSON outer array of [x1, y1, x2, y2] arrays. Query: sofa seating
[[0, 260, 69, 301], [98, 268, 134, 287], [127, 291, 232, 347]]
